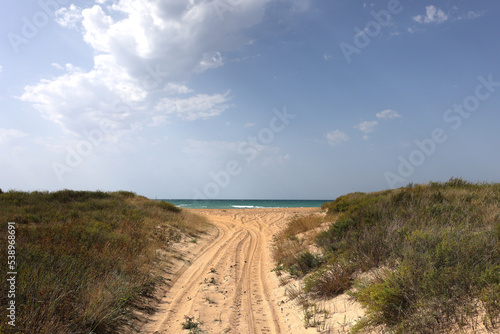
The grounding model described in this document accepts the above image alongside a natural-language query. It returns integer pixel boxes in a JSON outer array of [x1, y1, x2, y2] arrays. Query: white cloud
[[244, 122, 256, 128], [413, 6, 448, 24], [326, 130, 350, 147], [355, 120, 378, 133], [466, 11, 482, 19], [0, 129, 27, 144], [163, 83, 193, 95], [51, 63, 64, 70], [376, 109, 401, 120], [55, 5, 83, 29], [77, 0, 270, 77], [413, 6, 482, 26], [20, 55, 147, 135], [458, 11, 483, 21], [355, 120, 378, 140], [155, 91, 232, 121], [21, 0, 275, 136], [195, 52, 224, 73]]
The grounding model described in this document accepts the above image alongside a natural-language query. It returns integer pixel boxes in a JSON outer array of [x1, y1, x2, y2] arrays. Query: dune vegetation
[[273, 178, 500, 333], [0, 190, 209, 334]]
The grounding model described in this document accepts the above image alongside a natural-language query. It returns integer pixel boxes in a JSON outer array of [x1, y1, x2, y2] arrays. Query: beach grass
[[273, 178, 500, 333], [0, 190, 209, 334]]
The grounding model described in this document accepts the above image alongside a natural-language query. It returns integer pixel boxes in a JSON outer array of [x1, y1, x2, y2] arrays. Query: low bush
[[304, 261, 355, 298], [0, 190, 208, 334], [272, 214, 326, 277], [289, 251, 323, 277], [160, 200, 183, 213]]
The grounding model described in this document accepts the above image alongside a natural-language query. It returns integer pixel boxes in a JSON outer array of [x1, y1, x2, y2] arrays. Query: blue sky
[[1, 0, 499, 199]]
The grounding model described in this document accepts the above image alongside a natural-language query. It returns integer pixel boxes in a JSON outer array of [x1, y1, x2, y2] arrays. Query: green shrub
[[114, 190, 137, 198], [182, 315, 200, 330], [160, 201, 182, 213], [352, 269, 411, 329], [315, 217, 356, 253], [304, 262, 355, 298], [292, 251, 323, 276]]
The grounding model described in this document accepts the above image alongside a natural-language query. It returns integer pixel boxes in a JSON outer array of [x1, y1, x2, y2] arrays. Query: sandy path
[[141, 207, 320, 334]]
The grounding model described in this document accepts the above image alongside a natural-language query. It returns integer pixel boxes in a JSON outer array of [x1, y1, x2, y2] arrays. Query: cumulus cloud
[[349, 110, 400, 141], [376, 109, 401, 120], [0, 129, 27, 144], [75, 0, 270, 78], [413, 6, 482, 26], [326, 130, 350, 147], [20, 55, 146, 135], [355, 120, 378, 140], [413, 5, 448, 24], [55, 5, 83, 29], [355, 120, 378, 133], [20, 0, 274, 136]]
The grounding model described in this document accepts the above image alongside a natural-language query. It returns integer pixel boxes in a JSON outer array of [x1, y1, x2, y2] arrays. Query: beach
[[139, 207, 332, 334]]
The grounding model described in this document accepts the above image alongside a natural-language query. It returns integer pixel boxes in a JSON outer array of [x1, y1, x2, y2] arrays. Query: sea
[[160, 199, 330, 209]]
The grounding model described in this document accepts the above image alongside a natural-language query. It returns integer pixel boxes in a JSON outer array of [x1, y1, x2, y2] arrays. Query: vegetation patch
[[160, 200, 183, 213], [274, 178, 500, 333], [0, 190, 209, 334]]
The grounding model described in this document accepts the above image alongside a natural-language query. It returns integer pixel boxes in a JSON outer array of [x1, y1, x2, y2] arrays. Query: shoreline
[[161, 199, 330, 210], [188, 207, 324, 209]]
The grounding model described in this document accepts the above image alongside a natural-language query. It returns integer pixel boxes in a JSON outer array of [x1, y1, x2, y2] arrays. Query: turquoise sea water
[[160, 199, 330, 209]]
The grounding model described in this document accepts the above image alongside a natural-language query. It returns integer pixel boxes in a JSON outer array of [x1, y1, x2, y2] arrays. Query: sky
[[1, 0, 499, 200]]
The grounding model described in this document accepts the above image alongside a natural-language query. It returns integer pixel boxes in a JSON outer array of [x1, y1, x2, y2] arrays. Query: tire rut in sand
[[143, 220, 236, 332], [140, 208, 319, 334]]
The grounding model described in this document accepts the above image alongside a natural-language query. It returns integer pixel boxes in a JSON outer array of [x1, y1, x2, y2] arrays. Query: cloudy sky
[[1, 0, 499, 199]]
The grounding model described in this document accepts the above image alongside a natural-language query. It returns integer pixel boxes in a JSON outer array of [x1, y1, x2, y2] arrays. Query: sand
[[138, 208, 363, 334]]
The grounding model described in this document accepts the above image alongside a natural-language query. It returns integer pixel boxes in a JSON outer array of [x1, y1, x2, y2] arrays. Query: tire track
[[143, 219, 239, 332], [184, 228, 248, 317], [140, 208, 320, 334]]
